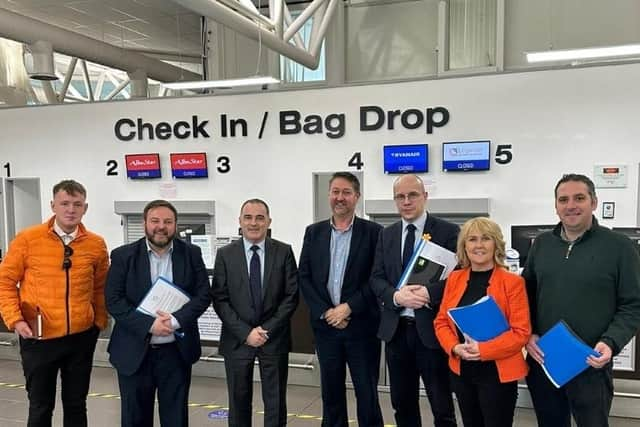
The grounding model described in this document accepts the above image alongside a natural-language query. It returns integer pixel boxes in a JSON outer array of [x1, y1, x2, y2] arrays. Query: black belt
[[149, 341, 176, 349], [399, 316, 415, 325]]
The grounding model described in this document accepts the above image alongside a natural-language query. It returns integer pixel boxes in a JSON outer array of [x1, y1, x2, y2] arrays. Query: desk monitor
[[170, 152, 208, 178], [510, 224, 555, 266], [612, 228, 640, 255], [442, 140, 490, 172], [125, 153, 161, 179], [383, 144, 428, 174]]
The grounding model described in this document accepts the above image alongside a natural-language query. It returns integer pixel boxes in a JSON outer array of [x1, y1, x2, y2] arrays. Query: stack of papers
[[447, 295, 509, 342], [397, 238, 457, 289], [537, 321, 600, 388], [137, 276, 191, 316]]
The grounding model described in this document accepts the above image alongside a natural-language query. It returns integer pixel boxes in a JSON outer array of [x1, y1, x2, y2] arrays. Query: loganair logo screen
[[170, 152, 208, 178], [442, 140, 490, 172]]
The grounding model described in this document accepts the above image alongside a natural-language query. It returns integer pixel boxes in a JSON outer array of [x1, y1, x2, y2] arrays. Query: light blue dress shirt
[[327, 217, 354, 307], [146, 240, 179, 344]]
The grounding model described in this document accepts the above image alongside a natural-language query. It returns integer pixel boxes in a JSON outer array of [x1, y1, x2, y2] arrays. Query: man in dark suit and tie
[[211, 198, 299, 427], [299, 172, 383, 427], [371, 174, 458, 427], [105, 200, 211, 427]]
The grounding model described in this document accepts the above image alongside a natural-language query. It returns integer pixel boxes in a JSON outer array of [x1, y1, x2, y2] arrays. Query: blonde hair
[[456, 217, 507, 269]]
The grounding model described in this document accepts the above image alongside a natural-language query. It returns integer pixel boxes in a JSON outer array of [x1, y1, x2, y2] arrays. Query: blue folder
[[537, 321, 600, 388], [447, 295, 509, 342]]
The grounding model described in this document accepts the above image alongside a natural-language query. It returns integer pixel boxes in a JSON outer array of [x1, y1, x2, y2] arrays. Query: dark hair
[[143, 200, 178, 221], [554, 174, 596, 200], [52, 180, 86, 198], [329, 172, 361, 194], [240, 198, 270, 216]]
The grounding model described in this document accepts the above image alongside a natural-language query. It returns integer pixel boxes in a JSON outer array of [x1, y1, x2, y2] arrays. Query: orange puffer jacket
[[0, 216, 109, 339]]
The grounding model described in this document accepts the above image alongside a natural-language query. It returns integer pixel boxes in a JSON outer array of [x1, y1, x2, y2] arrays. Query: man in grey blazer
[[211, 199, 299, 427]]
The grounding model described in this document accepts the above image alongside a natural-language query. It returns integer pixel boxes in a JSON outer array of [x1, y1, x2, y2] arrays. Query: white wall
[[1, 63, 638, 255]]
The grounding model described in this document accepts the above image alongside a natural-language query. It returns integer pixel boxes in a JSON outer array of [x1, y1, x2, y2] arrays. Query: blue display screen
[[383, 144, 428, 174], [442, 140, 491, 172]]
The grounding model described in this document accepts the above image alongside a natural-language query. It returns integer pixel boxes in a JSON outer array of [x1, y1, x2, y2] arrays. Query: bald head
[[393, 174, 424, 193], [393, 174, 428, 221]]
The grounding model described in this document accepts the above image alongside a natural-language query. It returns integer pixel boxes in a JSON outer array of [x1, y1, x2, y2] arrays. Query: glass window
[[448, 0, 497, 70], [280, 10, 326, 83]]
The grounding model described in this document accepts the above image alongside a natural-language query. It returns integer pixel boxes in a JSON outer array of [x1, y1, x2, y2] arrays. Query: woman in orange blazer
[[435, 217, 531, 427]]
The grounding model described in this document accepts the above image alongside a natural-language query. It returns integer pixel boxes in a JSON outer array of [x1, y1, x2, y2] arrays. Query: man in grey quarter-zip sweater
[[523, 173, 640, 427]]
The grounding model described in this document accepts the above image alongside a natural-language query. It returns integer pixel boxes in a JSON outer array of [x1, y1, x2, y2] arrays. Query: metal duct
[[176, 0, 336, 70], [23, 41, 57, 80], [0, 7, 200, 82]]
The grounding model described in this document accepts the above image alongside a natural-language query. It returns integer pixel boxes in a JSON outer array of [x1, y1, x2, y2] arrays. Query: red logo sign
[[170, 153, 208, 170], [125, 154, 160, 171]]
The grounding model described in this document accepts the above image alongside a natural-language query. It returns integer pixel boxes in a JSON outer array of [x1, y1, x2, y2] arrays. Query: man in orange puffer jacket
[[0, 179, 108, 427]]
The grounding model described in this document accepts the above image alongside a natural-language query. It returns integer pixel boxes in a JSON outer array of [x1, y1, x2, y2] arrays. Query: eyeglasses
[[62, 245, 73, 270], [393, 192, 422, 202]]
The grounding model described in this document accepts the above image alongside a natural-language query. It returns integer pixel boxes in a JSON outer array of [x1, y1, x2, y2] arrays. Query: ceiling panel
[[0, 0, 202, 52]]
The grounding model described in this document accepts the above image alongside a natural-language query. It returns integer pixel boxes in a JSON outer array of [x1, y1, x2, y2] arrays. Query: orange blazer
[[434, 267, 531, 383]]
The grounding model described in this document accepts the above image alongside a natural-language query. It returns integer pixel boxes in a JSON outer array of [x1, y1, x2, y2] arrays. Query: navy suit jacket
[[105, 238, 211, 376], [299, 216, 382, 338], [370, 214, 459, 349], [211, 237, 299, 357]]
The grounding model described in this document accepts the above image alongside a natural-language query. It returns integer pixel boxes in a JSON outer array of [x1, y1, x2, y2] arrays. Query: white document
[[190, 234, 214, 269], [397, 238, 458, 289], [137, 276, 190, 316]]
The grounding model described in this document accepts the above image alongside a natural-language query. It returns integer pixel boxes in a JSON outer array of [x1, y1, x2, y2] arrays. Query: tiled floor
[[0, 359, 639, 426]]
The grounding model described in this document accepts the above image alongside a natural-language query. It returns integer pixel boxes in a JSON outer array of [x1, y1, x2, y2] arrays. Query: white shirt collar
[[330, 215, 355, 232], [243, 238, 265, 252], [402, 212, 427, 233], [53, 221, 78, 240], [145, 239, 174, 256]]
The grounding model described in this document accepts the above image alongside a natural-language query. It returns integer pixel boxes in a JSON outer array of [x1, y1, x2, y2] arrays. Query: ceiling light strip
[[163, 76, 280, 90], [526, 44, 640, 63]]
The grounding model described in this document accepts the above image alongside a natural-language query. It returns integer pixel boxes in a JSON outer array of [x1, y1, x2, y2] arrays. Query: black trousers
[[449, 371, 517, 427], [386, 320, 456, 427], [224, 351, 289, 427], [526, 355, 614, 427], [315, 331, 383, 427], [19, 326, 99, 427], [117, 342, 191, 427]]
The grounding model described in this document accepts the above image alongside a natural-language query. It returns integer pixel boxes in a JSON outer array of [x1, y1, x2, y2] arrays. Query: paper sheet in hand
[[447, 295, 509, 341], [397, 238, 458, 289], [537, 321, 600, 388], [137, 276, 191, 317]]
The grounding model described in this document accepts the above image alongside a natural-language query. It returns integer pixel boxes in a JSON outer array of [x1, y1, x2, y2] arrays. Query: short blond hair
[[456, 217, 507, 269]]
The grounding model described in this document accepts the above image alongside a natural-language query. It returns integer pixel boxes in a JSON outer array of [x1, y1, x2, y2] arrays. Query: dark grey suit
[[211, 237, 299, 427]]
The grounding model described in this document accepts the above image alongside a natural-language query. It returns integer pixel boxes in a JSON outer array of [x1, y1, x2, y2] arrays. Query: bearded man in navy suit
[[106, 200, 211, 427]]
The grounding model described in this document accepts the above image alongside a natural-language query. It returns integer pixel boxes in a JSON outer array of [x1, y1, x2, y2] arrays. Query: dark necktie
[[402, 224, 416, 269], [249, 245, 263, 321]]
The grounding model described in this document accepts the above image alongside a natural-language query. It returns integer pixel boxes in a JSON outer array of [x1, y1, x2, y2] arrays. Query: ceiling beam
[[0, 7, 200, 82], [176, 0, 338, 70]]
